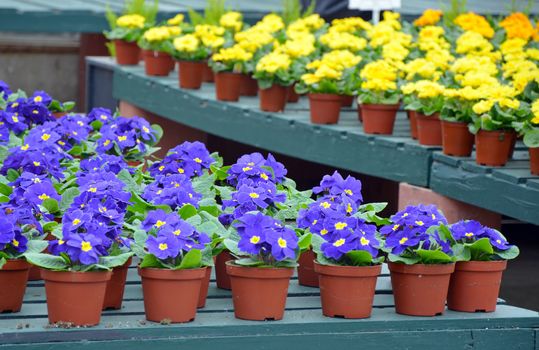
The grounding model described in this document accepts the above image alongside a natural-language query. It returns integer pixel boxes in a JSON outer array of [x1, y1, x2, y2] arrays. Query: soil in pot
[[215, 250, 233, 290], [226, 261, 293, 321], [309, 93, 342, 124], [407, 110, 418, 140], [259, 84, 288, 112], [0, 260, 31, 313], [447, 260, 507, 312], [388, 262, 455, 316], [178, 61, 204, 90], [361, 104, 400, 135], [240, 74, 258, 96], [42, 270, 111, 326], [202, 61, 214, 82], [475, 130, 516, 166], [198, 266, 212, 308], [315, 262, 381, 318], [139, 267, 205, 323], [287, 84, 299, 103], [341, 95, 354, 108], [416, 112, 442, 146], [215, 72, 242, 102], [143, 50, 173, 76], [441, 120, 474, 157], [103, 258, 132, 310], [297, 249, 319, 287], [530, 147, 539, 175], [114, 40, 140, 65]]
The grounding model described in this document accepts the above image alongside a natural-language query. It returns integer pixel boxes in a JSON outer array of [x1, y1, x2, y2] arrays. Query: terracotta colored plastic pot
[[42, 270, 111, 326], [407, 110, 418, 139], [388, 262, 455, 316], [259, 84, 288, 112], [28, 265, 42, 281], [361, 103, 400, 135], [416, 112, 442, 146], [103, 257, 132, 310], [202, 61, 215, 82], [287, 84, 300, 103], [297, 249, 319, 287], [226, 261, 293, 321], [441, 120, 474, 157], [114, 40, 140, 65], [139, 267, 205, 323], [530, 147, 539, 175], [215, 250, 233, 290], [340, 95, 354, 108], [197, 266, 212, 308], [315, 262, 381, 319], [240, 74, 258, 96], [143, 50, 173, 76], [447, 260, 507, 313], [52, 112, 67, 119], [357, 105, 363, 123], [475, 130, 516, 166], [215, 72, 242, 102], [0, 260, 31, 313], [178, 60, 204, 90], [308, 93, 342, 124]]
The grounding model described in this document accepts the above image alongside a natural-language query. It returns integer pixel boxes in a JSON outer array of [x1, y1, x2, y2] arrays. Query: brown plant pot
[[441, 120, 474, 157], [361, 103, 400, 135], [407, 110, 418, 139], [0, 260, 31, 313], [52, 112, 67, 119], [103, 257, 132, 310], [259, 84, 288, 112], [42, 270, 111, 326], [143, 50, 173, 76], [287, 84, 300, 103], [202, 61, 214, 82], [530, 147, 539, 175], [416, 112, 443, 146], [114, 40, 140, 65], [139, 267, 205, 323], [315, 262, 381, 318], [308, 93, 342, 124], [340, 95, 354, 108], [240, 74, 258, 96], [475, 130, 516, 166], [28, 265, 42, 281], [447, 260, 507, 313], [226, 261, 293, 321], [215, 72, 242, 102], [197, 266, 212, 308], [178, 60, 204, 90], [357, 105, 363, 123], [388, 262, 455, 316], [215, 250, 233, 290], [297, 249, 319, 287]]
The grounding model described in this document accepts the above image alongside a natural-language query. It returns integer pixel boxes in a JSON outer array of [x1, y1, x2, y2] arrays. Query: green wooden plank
[[112, 65, 432, 186], [472, 329, 536, 350]]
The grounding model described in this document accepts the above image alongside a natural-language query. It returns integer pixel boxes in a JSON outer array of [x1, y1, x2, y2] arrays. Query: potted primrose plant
[[357, 59, 401, 134], [380, 204, 455, 317], [253, 51, 294, 112], [134, 209, 212, 323], [224, 212, 306, 321], [172, 34, 211, 90], [446, 220, 519, 312], [401, 80, 446, 146], [105, 14, 147, 65], [521, 99, 539, 174], [210, 44, 254, 102], [138, 26, 178, 76]]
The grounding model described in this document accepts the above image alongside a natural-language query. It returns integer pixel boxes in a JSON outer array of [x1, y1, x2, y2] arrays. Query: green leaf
[[59, 187, 80, 212], [140, 254, 163, 269], [345, 250, 374, 266], [497, 245, 520, 260], [452, 243, 471, 262], [178, 249, 202, 269], [25, 240, 49, 254], [468, 237, 494, 261], [24, 253, 68, 271], [524, 129, 539, 148], [358, 202, 387, 213], [416, 249, 453, 264], [99, 253, 133, 269], [310, 233, 326, 255], [0, 182, 12, 196], [388, 253, 420, 265], [42, 198, 59, 214], [0, 257, 5, 269], [223, 238, 241, 256], [6, 169, 19, 182], [179, 204, 198, 219], [117, 169, 140, 193], [234, 258, 264, 267], [297, 233, 312, 251]]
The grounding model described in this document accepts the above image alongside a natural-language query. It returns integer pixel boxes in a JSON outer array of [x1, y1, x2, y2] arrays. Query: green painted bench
[[0, 264, 537, 349]]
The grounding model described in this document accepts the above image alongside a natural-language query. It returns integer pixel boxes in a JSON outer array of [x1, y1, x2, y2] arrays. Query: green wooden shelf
[[1, 265, 537, 349], [112, 63, 435, 187], [430, 151, 539, 226]]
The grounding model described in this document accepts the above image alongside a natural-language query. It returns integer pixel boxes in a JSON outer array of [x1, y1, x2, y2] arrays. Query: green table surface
[[0, 263, 537, 350]]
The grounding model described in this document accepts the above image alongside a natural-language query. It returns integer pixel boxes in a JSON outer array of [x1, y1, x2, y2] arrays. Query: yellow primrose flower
[[116, 14, 145, 29], [143, 27, 171, 42], [456, 31, 494, 55], [472, 100, 494, 114], [527, 48, 539, 61], [531, 100, 539, 123], [498, 98, 520, 110], [167, 13, 184, 26], [454, 12, 494, 38], [320, 31, 367, 52], [167, 26, 182, 37], [413, 9, 443, 26], [212, 45, 253, 63], [500, 12, 535, 40], [220, 11, 243, 32], [301, 73, 320, 85], [414, 80, 445, 98], [173, 34, 199, 53], [256, 52, 291, 74], [277, 38, 315, 58]]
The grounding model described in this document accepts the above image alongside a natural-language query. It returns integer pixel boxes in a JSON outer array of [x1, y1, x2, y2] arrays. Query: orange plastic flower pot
[[114, 40, 140, 65], [102, 257, 132, 310], [441, 120, 474, 157], [240, 74, 258, 96], [340, 94, 354, 108], [197, 266, 212, 308], [361, 103, 400, 135], [475, 130, 516, 166], [308, 93, 342, 124], [530, 147, 539, 175], [143, 50, 173, 76], [202, 61, 215, 82], [178, 61, 204, 90], [0, 260, 31, 313], [259, 84, 288, 112], [215, 72, 242, 102], [297, 249, 319, 287], [215, 250, 234, 290], [407, 110, 418, 140], [416, 112, 442, 146], [287, 84, 300, 103]]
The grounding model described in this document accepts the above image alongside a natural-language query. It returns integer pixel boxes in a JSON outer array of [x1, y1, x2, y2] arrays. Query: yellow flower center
[[81, 241, 92, 252], [334, 222, 347, 230], [143, 126, 150, 133], [415, 221, 424, 226], [465, 232, 474, 238], [344, 189, 353, 195], [41, 133, 51, 141], [346, 203, 353, 213], [320, 229, 328, 235], [159, 165, 165, 171], [21, 144, 29, 151], [103, 139, 111, 146], [320, 201, 331, 209], [155, 220, 166, 228], [333, 238, 345, 247], [392, 224, 400, 231], [58, 239, 65, 245], [250, 235, 261, 244], [399, 237, 409, 244], [242, 166, 252, 172], [260, 173, 269, 180], [12, 239, 19, 247], [118, 135, 127, 142], [312, 219, 318, 225], [278, 237, 287, 248], [34, 96, 43, 102], [194, 157, 202, 163], [360, 237, 370, 246], [249, 192, 259, 199], [173, 229, 181, 236], [178, 168, 184, 174], [100, 115, 108, 120], [38, 193, 49, 201], [12, 116, 19, 123], [496, 239, 502, 244], [88, 187, 97, 193], [158, 243, 168, 251], [72, 218, 81, 226]]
